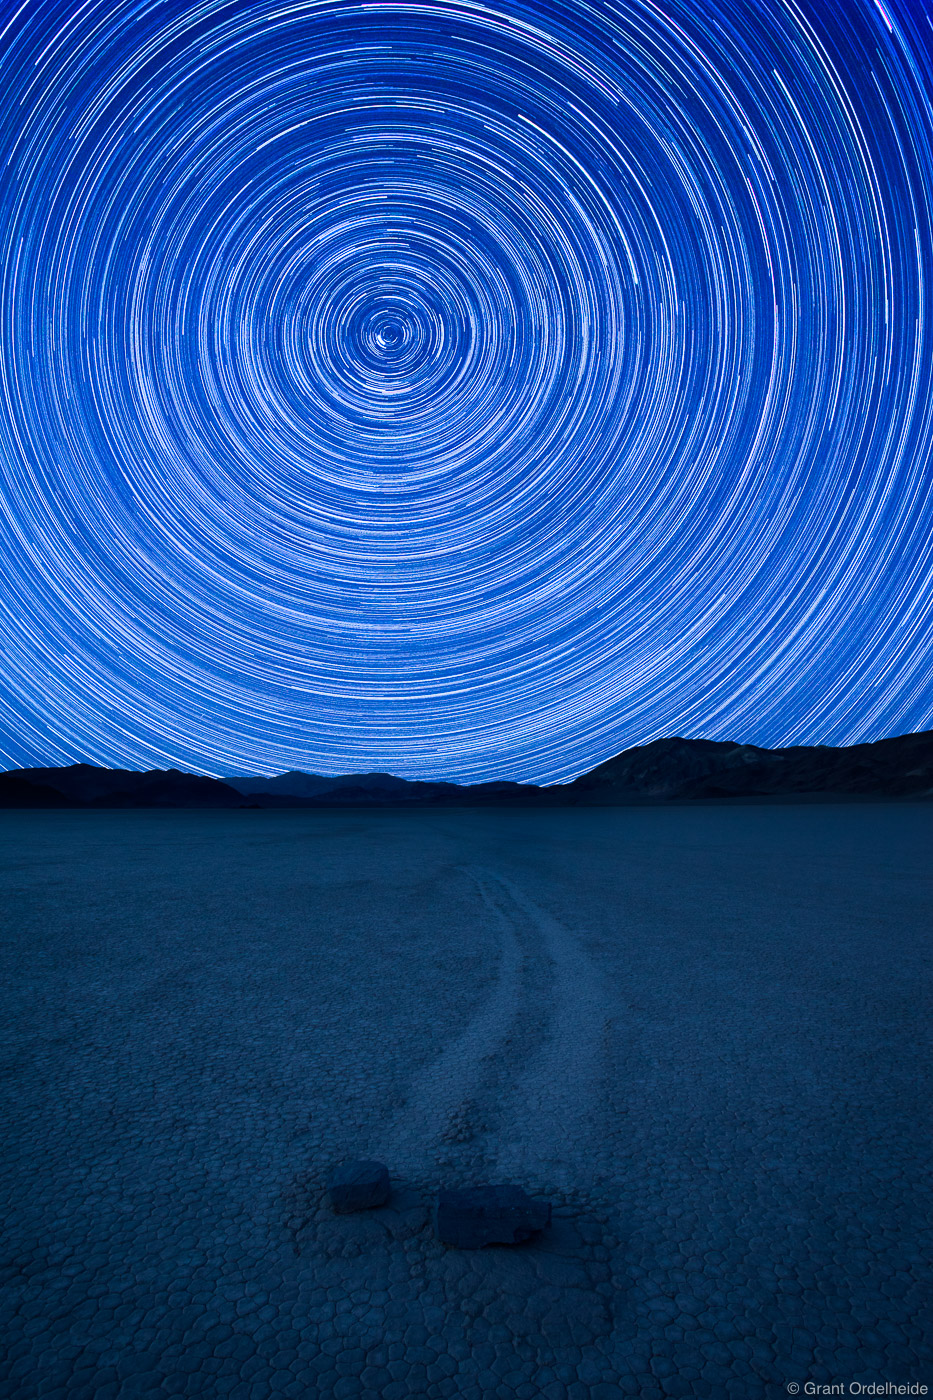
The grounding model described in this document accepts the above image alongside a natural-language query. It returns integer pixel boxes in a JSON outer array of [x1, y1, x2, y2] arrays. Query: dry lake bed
[[0, 804, 930, 1398]]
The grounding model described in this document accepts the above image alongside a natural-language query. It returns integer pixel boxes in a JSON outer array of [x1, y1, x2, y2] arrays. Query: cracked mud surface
[[0, 804, 930, 1397]]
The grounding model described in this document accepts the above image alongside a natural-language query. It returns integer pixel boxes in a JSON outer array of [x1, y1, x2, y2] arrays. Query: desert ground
[[0, 804, 929, 1398]]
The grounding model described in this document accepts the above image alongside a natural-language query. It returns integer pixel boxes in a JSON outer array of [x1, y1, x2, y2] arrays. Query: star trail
[[1, 0, 932, 782]]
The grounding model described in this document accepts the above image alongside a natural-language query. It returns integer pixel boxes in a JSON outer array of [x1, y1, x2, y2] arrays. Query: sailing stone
[[435, 1184, 551, 1247], [327, 1160, 391, 1213]]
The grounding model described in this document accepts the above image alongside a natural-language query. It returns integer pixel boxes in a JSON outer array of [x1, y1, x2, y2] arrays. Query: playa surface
[[0, 804, 929, 1398]]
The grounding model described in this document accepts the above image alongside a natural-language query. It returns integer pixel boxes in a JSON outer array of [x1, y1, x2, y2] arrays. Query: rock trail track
[[376, 868, 615, 1190], [0, 804, 930, 1399]]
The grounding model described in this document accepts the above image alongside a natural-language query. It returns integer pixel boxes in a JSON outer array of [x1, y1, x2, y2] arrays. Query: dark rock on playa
[[435, 1184, 551, 1248], [326, 1159, 390, 1213]]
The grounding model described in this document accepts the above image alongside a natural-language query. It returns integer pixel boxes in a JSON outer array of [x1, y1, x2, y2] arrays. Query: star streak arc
[[0, 0, 931, 780]]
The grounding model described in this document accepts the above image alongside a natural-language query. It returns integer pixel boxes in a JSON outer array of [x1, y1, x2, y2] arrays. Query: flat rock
[[326, 1159, 391, 1213], [435, 1184, 551, 1248]]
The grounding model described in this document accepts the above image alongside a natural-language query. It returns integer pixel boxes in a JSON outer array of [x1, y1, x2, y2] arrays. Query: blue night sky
[[1, 0, 932, 783]]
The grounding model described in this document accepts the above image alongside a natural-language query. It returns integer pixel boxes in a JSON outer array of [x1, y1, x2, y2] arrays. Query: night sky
[[1, 0, 932, 783]]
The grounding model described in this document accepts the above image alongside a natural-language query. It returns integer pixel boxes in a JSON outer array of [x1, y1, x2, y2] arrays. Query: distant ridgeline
[[1, 732, 932, 807]]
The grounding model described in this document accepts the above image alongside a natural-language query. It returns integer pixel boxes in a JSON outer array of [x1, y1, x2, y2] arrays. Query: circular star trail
[[1, 0, 932, 781]]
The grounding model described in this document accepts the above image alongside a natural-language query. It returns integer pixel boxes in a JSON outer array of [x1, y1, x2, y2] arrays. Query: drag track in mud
[[1, 804, 929, 1397]]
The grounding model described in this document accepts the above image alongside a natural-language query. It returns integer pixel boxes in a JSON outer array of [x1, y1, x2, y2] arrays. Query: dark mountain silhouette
[[559, 730, 933, 802], [0, 764, 243, 808], [0, 773, 83, 807], [1, 731, 931, 807], [226, 770, 529, 805], [0, 763, 533, 808], [230, 770, 456, 801]]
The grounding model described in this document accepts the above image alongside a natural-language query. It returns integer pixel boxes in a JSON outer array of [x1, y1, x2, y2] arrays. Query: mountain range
[[1, 729, 931, 807]]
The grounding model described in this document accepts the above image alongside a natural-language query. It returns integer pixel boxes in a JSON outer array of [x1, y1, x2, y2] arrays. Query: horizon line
[[3, 724, 930, 787]]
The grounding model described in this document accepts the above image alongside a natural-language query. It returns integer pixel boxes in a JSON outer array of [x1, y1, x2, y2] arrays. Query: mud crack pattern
[[0, 807, 929, 1397]]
